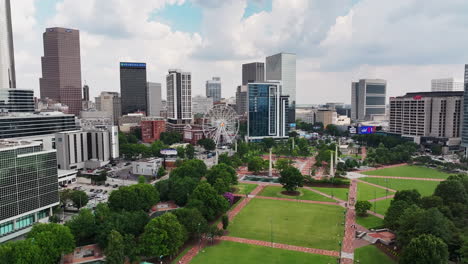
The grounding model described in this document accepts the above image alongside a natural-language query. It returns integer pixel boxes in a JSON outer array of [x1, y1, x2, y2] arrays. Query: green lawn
[[356, 214, 384, 230], [258, 186, 336, 202], [191, 241, 338, 264], [370, 198, 393, 216], [362, 165, 450, 179], [171, 246, 191, 264], [310, 187, 349, 201], [357, 182, 394, 201], [228, 198, 344, 250], [234, 183, 258, 195], [354, 245, 396, 264], [361, 177, 440, 196]]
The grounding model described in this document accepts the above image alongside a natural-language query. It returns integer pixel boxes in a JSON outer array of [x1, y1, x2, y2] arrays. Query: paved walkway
[[255, 195, 342, 207], [356, 179, 397, 192], [219, 236, 340, 257], [368, 194, 395, 202], [304, 186, 347, 203], [178, 240, 207, 264], [341, 179, 357, 264], [365, 175, 445, 181], [367, 210, 385, 219]]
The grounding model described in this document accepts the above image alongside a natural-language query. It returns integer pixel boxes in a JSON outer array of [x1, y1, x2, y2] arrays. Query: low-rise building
[[132, 158, 162, 176], [183, 124, 204, 145], [141, 117, 166, 143], [119, 113, 143, 133], [316, 109, 337, 128]]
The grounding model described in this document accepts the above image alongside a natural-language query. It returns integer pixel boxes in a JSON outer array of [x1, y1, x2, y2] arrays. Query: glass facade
[[0, 114, 77, 139], [120, 62, 147, 115], [461, 64, 468, 148], [0, 141, 58, 240], [0, 89, 34, 113]]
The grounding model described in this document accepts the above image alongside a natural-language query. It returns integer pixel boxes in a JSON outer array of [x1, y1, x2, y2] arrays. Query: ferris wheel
[[202, 104, 239, 147]]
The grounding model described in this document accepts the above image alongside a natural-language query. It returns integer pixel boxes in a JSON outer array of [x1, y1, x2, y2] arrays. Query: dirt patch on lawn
[[280, 190, 301, 196]]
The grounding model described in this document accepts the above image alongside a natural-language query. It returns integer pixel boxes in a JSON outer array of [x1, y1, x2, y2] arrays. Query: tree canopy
[[108, 183, 160, 212], [188, 182, 229, 221], [278, 166, 304, 192]]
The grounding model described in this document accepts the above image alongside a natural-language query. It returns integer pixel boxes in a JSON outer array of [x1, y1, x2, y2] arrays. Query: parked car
[[105, 183, 110, 187], [113, 184, 119, 188], [90, 189, 95, 192]]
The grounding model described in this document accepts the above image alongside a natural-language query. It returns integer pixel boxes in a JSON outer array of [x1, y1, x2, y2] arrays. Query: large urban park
[[179, 158, 453, 264]]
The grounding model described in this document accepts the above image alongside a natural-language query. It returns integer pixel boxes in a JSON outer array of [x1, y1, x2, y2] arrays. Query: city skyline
[[9, 0, 468, 104]]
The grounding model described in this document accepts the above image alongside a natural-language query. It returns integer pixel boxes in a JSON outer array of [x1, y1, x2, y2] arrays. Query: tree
[[155, 179, 171, 201], [92, 170, 107, 184], [70, 190, 89, 209], [400, 234, 448, 264], [173, 208, 208, 238], [188, 182, 229, 221], [66, 209, 97, 246], [278, 166, 304, 193], [206, 164, 237, 194], [355, 201, 372, 216], [275, 158, 294, 173], [160, 132, 182, 145], [198, 138, 216, 151], [27, 223, 75, 263], [157, 166, 167, 178], [222, 215, 229, 230], [431, 144, 443, 155], [384, 200, 411, 230], [176, 146, 186, 159], [168, 176, 199, 206], [138, 175, 147, 184], [393, 189, 421, 205], [0, 239, 45, 264], [434, 180, 468, 205], [59, 189, 73, 206], [170, 159, 207, 180], [325, 124, 340, 136], [247, 156, 267, 174], [139, 213, 187, 258], [186, 144, 195, 159], [421, 195, 444, 209], [262, 137, 276, 151], [105, 230, 126, 264], [108, 183, 160, 212]]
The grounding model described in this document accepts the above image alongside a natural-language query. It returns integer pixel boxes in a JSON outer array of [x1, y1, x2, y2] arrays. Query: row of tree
[[382, 174, 468, 263]]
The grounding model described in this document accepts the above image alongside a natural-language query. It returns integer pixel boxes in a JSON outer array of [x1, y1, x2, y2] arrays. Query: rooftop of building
[[142, 116, 166, 121], [0, 111, 75, 118], [0, 139, 41, 149], [395, 91, 464, 98]]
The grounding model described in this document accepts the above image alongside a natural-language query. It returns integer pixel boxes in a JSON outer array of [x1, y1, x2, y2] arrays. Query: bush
[[222, 215, 229, 230]]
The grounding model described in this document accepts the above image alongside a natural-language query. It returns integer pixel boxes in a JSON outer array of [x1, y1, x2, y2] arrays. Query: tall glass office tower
[[206, 77, 221, 103], [266, 53, 296, 124], [120, 62, 147, 115], [0, 140, 59, 242], [247, 82, 289, 141], [461, 64, 468, 153], [0, 0, 16, 88]]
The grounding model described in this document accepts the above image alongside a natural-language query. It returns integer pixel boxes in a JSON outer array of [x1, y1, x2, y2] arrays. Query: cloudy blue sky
[[10, 0, 468, 104]]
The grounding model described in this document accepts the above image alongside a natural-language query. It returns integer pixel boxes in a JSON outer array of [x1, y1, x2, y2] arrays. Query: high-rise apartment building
[[192, 95, 213, 115], [235, 85, 248, 115], [461, 64, 468, 152], [120, 62, 147, 115], [0, 0, 15, 88], [82, 84, 89, 101], [431, 78, 464, 92], [247, 82, 289, 141], [147, 82, 162, 117], [242, 62, 264, 85], [40, 27, 82, 116], [95, 91, 121, 125], [0, 140, 59, 243], [266, 53, 296, 123], [0, 88, 35, 113], [390, 91, 463, 148], [206, 77, 221, 103], [351, 79, 387, 121], [166, 69, 192, 132]]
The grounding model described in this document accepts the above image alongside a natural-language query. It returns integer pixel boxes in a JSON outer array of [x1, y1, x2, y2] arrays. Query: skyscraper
[[166, 69, 192, 132], [247, 82, 289, 141], [40, 27, 82, 116], [235, 85, 248, 115], [461, 65, 468, 154], [0, 0, 16, 88], [120, 62, 147, 115], [206, 77, 221, 103], [242, 62, 264, 85], [82, 84, 89, 101], [265, 53, 296, 123], [95, 91, 121, 125], [351, 79, 387, 121], [147, 82, 162, 117], [431, 78, 464, 92]]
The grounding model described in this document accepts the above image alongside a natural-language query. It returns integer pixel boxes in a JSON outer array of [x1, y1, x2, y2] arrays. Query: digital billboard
[[358, 126, 376, 134]]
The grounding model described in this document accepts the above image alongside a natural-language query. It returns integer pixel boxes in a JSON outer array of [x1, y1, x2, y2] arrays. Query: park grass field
[[357, 182, 394, 201], [310, 186, 349, 201], [370, 198, 393, 216], [361, 177, 440, 196], [356, 214, 384, 230], [258, 186, 336, 202], [354, 245, 396, 264], [190, 241, 338, 264], [228, 198, 344, 250], [233, 183, 258, 195], [361, 165, 450, 179]]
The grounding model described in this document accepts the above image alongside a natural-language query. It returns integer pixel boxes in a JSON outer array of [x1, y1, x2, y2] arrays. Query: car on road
[[90, 189, 95, 192], [113, 184, 119, 188], [105, 183, 110, 187]]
